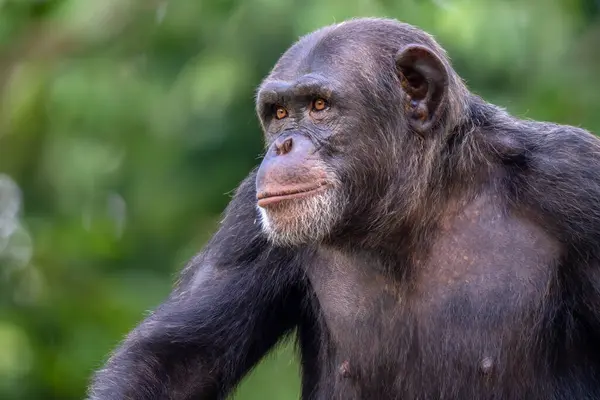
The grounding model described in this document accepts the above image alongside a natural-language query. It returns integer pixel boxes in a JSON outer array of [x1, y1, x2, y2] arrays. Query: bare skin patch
[[416, 194, 559, 309]]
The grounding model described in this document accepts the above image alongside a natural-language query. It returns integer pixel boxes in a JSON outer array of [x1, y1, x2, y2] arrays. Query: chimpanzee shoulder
[[489, 108, 600, 252]]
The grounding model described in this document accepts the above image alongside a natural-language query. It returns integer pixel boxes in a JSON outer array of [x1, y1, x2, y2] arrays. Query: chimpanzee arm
[[88, 173, 307, 400]]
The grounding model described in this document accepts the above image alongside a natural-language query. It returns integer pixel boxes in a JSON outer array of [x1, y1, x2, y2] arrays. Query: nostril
[[281, 138, 293, 154], [275, 137, 293, 155]]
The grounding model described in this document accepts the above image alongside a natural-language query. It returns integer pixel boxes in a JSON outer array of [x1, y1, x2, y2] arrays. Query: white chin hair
[[258, 189, 340, 247]]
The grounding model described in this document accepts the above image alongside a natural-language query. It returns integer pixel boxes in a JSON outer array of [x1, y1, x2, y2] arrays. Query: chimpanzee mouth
[[257, 181, 330, 208]]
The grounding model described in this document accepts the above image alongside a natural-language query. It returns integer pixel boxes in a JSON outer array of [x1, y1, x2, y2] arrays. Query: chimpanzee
[[88, 17, 600, 400]]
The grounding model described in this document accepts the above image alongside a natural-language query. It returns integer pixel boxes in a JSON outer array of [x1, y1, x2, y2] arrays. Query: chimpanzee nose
[[274, 137, 293, 156], [268, 134, 315, 159]]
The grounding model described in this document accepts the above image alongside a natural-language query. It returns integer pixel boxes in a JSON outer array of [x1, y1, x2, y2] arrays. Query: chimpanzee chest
[[305, 197, 561, 397]]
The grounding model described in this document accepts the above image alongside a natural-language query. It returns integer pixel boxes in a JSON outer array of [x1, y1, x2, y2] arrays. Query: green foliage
[[0, 0, 599, 398]]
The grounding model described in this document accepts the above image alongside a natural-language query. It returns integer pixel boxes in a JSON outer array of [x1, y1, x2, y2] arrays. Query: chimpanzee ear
[[395, 44, 449, 134]]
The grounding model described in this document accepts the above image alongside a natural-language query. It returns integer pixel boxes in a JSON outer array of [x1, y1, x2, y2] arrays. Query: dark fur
[[88, 18, 600, 399]]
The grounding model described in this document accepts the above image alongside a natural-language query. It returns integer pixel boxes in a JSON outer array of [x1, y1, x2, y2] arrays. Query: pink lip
[[257, 182, 329, 207]]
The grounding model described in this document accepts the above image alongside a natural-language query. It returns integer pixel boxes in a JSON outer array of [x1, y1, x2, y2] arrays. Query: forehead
[[264, 25, 388, 88]]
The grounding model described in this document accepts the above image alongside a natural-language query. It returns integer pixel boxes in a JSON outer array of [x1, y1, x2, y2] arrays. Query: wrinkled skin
[[88, 18, 600, 400]]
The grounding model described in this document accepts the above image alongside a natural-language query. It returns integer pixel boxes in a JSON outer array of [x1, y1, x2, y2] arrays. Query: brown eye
[[313, 98, 328, 111], [275, 106, 288, 120]]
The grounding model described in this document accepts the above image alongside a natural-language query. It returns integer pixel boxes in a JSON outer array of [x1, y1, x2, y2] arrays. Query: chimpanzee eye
[[313, 98, 328, 111], [275, 106, 288, 120]]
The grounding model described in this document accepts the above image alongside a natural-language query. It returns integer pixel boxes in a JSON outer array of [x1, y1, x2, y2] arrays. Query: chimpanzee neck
[[323, 214, 436, 272]]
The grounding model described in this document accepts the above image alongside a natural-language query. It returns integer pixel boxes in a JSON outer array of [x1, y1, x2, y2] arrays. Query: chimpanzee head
[[254, 18, 468, 246]]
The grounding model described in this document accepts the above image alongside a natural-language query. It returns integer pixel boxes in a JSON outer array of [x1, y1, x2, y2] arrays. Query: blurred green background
[[1, 0, 599, 399]]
